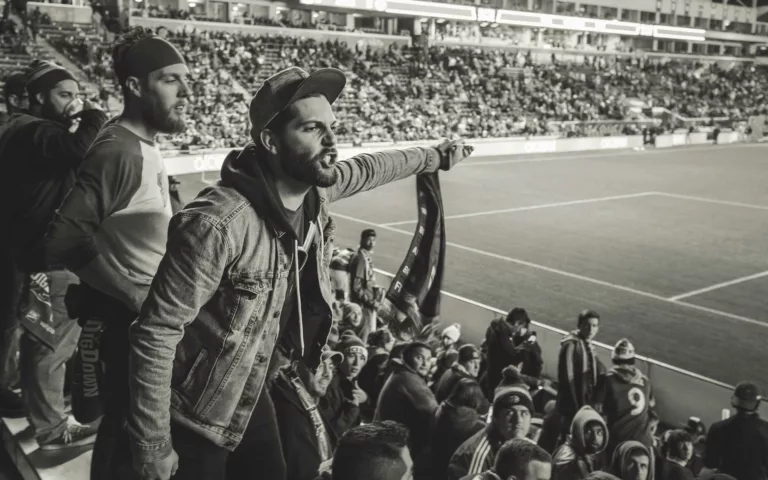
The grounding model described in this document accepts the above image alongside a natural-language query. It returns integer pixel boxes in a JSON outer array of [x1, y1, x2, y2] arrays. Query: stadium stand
[[1, 4, 767, 479]]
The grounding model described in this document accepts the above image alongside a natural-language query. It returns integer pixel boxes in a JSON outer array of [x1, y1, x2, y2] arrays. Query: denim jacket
[[127, 144, 441, 462]]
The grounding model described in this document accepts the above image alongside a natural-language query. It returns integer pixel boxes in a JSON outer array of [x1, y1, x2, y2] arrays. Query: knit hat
[[341, 302, 363, 325], [442, 323, 461, 343], [612, 338, 635, 362], [114, 35, 186, 85], [458, 344, 480, 363], [338, 333, 367, 362], [24, 60, 77, 98], [493, 366, 533, 412]]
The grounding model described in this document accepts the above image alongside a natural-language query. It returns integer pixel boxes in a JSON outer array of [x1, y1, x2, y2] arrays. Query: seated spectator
[[553, 406, 609, 480], [271, 348, 342, 480], [464, 438, 553, 480], [431, 378, 489, 480], [328, 421, 413, 480], [320, 333, 369, 437], [609, 441, 654, 480], [337, 301, 367, 342], [375, 341, 438, 475], [448, 366, 535, 479], [594, 339, 656, 460], [703, 381, 768, 480], [435, 344, 482, 404], [657, 430, 694, 480]]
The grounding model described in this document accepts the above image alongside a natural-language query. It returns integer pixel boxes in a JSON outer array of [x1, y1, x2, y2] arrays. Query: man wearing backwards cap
[[44, 26, 188, 479], [126, 64, 473, 480], [449, 366, 536, 480], [702, 381, 768, 480], [0, 59, 108, 451]]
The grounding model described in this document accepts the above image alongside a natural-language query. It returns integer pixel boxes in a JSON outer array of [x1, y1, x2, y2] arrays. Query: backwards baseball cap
[[24, 60, 77, 98], [249, 67, 346, 139], [114, 34, 186, 85], [458, 344, 481, 363], [731, 381, 762, 411]]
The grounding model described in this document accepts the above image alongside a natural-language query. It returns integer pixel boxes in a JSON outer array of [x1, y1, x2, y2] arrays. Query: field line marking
[[371, 266, 734, 389], [655, 192, 768, 211], [668, 270, 768, 301], [458, 143, 768, 167], [332, 212, 768, 331], [382, 192, 657, 226]]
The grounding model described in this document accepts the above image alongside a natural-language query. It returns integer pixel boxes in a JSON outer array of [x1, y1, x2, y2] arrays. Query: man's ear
[[260, 128, 279, 155], [35, 92, 45, 105], [124, 76, 142, 99], [8, 94, 19, 108]]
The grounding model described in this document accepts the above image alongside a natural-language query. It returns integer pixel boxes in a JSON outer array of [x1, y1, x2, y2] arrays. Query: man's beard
[[278, 139, 338, 188], [142, 94, 186, 134], [40, 101, 69, 126]]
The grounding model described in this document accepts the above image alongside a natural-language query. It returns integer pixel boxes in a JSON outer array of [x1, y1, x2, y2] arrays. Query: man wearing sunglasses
[[126, 66, 474, 480]]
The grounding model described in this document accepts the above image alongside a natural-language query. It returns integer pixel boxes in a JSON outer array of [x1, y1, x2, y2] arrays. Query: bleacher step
[[1, 418, 90, 480]]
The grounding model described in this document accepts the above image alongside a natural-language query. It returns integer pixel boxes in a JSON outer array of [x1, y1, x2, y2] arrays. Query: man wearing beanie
[[485, 307, 544, 395], [0, 58, 108, 451], [593, 339, 656, 461], [44, 26, 189, 479], [320, 333, 369, 438], [435, 343, 482, 403], [122, 58, 472, 480], [348, 228, 381, 333], [702, 381, 768, 480], [449, 366, 536, 480]]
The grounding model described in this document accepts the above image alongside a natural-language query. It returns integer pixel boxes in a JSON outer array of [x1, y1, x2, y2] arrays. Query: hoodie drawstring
[[295, 240, 305, 357]]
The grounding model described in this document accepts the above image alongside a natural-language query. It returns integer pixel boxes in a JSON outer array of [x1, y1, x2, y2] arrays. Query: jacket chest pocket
[[230, 276, 273, 332]]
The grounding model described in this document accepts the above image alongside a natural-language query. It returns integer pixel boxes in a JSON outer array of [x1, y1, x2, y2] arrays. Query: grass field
[[177, 143, 768, 387]]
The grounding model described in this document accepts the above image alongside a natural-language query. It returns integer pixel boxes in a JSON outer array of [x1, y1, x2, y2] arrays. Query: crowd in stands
[[1, 20, 767, 480], [37, 23, 764, 150]]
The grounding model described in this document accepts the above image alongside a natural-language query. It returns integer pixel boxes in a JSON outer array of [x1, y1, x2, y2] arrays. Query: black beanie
[[114, 36, 186, 85], [25, 60, 77, 98]]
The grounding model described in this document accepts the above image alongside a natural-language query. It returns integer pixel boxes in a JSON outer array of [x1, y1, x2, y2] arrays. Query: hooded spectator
[[609, 441, 654, 480], [657, 430, 694, 480], [594, 339, 656, 459], [433, 323, 461, 385], [431, 378, 489, 479], [330, 421, 413, 480], [448, 366, 535, 480], [703, 381, 768, 480], [435, 344, 482, 403], [320, 333, 369, 437], [485, 308, 544, 395], [272, 348, 343, 480], [358, 328, 396, 422], [556, 310, 602, 437], [375, 341, 438, 470], [553, 406, 609, 480]]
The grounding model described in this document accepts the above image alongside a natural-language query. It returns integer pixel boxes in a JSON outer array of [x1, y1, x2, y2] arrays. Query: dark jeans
[[86, 287, 134, 480], [172, 391, 286, 480]]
